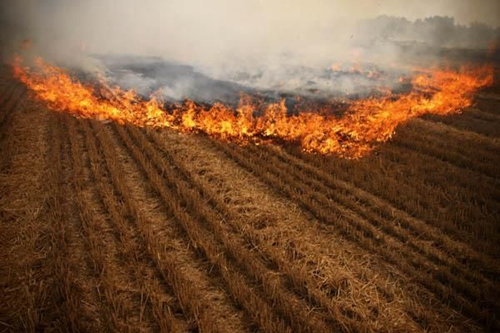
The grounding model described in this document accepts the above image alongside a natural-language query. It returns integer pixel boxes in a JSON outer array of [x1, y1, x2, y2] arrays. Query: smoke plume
[[1, 0, 498, 102]]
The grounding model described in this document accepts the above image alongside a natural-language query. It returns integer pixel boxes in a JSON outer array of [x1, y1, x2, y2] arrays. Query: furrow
[[69, 115, 190, 331], [81, 119, 182, 332], [423, 113, 500, 138], [143, 128, 479, 332], [1, 100, 58, 331], [0, 84, 25, 143], [288, 143, 499, 258], [110, 122, 311, 333], [126, 125, 352, 332], [210, 139, 498, 330], [95, 121, 255, 333], [393, 119, 500, 179], [255, 143, 499, 283], [34, 113, 91, 331]]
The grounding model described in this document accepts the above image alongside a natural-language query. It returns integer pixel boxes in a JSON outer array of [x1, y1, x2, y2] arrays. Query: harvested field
[[1, 63, 499, 333]]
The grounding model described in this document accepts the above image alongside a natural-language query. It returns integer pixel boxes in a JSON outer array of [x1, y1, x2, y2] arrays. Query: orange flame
[[330, 63, 342, 71], [12, 55, 493, 158], [349, 63, 363, 74]]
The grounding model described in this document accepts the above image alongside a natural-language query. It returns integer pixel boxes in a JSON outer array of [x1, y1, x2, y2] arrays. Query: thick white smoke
[[1, 0, 498, 102]]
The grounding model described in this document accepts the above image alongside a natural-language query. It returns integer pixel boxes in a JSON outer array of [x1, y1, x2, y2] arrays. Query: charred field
[[0, 51, 499, 333]]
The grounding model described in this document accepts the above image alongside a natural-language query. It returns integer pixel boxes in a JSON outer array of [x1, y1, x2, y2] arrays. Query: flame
[[330, 63, 342, 72], [349, 63, 363, 74], [12, 55, 493, 158]]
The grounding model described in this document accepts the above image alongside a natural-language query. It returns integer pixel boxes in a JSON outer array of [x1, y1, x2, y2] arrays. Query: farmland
[[0, 63, 499, 333]]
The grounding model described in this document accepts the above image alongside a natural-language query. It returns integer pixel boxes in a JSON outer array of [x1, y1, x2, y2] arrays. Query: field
[[0, 64, 499, 332]]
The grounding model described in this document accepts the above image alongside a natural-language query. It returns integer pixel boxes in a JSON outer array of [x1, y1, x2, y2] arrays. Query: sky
[[0, 0, 498, 67]]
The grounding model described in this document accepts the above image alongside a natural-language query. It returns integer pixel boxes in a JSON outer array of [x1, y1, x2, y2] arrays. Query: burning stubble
[[1, 0, 499, 158], [12, 55, 493, 158]]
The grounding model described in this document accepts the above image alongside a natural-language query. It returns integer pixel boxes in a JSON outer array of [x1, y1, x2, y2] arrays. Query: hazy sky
[[0, 0, 498, 67]]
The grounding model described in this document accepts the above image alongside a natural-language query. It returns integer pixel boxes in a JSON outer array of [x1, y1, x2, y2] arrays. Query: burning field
[[1, 1, 500, 331], [11, 55, 494, 158], [0, 51, 499, 333]]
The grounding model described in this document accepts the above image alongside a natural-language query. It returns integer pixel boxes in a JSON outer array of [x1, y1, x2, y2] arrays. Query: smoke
[[1, 0, 498, 102]]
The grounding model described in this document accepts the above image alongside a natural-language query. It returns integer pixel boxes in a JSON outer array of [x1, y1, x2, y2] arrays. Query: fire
[[12, 55, 493, 158], [349, 63, 363, 74], [330, 63, 342, 71]]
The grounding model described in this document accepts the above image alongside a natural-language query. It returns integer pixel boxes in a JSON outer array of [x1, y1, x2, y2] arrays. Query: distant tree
[[467, 21, 496, 48], [422, 16, 455, 46], [354, 15, 500, 49]]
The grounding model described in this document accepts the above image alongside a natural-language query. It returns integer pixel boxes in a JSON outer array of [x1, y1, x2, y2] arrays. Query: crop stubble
[[1, 68, 499, 332]]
